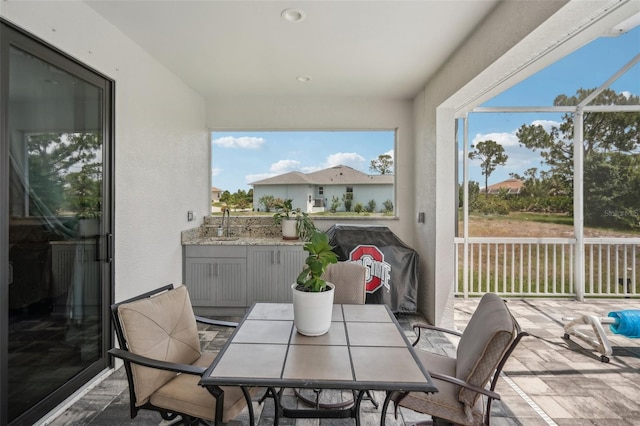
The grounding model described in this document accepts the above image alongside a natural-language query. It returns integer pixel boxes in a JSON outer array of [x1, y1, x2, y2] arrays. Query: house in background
[[211, 186, 223, 202], [482, 178, 524, 195], [251, 165, 393, 213]]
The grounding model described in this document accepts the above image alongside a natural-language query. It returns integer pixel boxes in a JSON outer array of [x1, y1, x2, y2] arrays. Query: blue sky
[[211, 26, 639, 193], [465, 26, 639, 186], [211, 130, 394, 193]]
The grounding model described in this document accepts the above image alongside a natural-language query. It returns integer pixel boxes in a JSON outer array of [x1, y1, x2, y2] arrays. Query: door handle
[[106, 233, 113, 263]]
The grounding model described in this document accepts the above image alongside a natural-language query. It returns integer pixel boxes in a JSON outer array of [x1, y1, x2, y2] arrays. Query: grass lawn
[[463, 212, 640, 238]]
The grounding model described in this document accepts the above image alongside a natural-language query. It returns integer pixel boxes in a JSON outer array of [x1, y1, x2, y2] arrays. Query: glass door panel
[[6, 44, 106, 423]]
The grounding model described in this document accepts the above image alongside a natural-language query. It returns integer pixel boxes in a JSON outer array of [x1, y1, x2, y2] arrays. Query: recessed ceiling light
[[281, 8, 306, 22], [296, 75, 311, 83]]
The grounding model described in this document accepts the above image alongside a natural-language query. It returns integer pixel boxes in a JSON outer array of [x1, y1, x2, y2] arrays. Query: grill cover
[[325, 224, 418, 313]]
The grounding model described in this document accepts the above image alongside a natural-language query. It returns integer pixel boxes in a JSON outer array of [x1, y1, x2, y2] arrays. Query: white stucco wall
[[1, 3, 209, 301]]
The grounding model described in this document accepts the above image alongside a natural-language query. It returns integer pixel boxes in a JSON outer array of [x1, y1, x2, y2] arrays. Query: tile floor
[[42, 298, 640, 425]]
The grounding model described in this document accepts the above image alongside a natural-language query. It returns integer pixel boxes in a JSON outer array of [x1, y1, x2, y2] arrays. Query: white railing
[[455, 237, 640, 298]]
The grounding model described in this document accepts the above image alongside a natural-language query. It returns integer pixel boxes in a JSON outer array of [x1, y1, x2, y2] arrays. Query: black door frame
[[0, 19, 115, 425]]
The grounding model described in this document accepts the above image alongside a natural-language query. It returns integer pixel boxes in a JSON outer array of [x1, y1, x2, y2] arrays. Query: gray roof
[[250, 165, 393, 186]]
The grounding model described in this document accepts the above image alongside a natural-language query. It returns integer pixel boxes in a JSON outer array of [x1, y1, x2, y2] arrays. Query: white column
[[463, 115, 470, 298], [573, 108, 585, 301]]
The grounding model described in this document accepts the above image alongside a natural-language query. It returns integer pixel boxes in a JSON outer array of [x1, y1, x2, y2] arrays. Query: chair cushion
[[455, 293, 515, 412], [398, 350, 483, 425], [150, 352, 255, 423], [117, 286, 201, 406], [322, 262, 366, 304]]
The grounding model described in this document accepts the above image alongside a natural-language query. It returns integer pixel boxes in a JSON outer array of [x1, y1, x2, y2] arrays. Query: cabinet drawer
[[185, 245, 247, 258]]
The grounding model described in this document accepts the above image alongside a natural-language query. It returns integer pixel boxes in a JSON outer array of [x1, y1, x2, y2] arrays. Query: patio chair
[[108, 284, 256, 426], [294, 261, 378, 409], [323, 261, 367, 304], [381, 292, 528, 426]]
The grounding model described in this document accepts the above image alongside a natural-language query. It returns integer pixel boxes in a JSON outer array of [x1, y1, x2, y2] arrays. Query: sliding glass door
[[1, 22, 113, 425]]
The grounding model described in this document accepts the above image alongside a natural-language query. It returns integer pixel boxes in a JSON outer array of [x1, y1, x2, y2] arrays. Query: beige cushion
[[322, 262, 366, 304], [398, 350, 484, 426], [150, 352, 255, 423], [455, 293, 515, 413], [117, 286, 201, 406]]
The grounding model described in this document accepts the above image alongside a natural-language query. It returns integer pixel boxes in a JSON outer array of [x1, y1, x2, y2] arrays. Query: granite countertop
[[181, 224, 305, 246], [182, 235, 305, 246]]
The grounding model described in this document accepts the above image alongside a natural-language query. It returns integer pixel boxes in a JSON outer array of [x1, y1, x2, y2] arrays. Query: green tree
[[65, 163, 102, 218], [342, 193, 353, 212], [330, 196, 340, 213], [258, 195, 276, 212], [516, 88, 640, 197], [220, 190, 231, 203], [26, 132, 101, 216], [468, 140, 508, 194], [458, 180, 479, 208], [584, 152, 640, 229], [516, 88, 640, 227], [365, 199, 376, 213], [369, 154, 394, 174]]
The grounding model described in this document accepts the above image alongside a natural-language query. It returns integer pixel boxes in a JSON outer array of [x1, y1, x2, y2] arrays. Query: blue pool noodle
[[608, 310, 640, 338]]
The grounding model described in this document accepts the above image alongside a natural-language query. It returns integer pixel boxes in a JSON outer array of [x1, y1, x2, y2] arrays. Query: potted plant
[[273, 198, 317, 241], [273, 198, 297, 239], [291, 231, 338, 336]]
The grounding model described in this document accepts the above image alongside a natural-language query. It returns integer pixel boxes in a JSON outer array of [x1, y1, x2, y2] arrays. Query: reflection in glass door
[[2, 23, 113, 424]]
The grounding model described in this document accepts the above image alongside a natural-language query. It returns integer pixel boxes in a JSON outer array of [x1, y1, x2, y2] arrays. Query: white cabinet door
[[247, 246, 305, 304], [184, 246, 247, 307]]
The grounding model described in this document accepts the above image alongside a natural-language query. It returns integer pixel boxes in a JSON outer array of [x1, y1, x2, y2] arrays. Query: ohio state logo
[[349, 245, 391, 293]]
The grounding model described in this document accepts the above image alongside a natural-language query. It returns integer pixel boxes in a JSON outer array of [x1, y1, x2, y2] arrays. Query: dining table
[[200, 302, 438, 425]]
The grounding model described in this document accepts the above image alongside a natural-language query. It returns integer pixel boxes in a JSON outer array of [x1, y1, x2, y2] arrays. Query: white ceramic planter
[[281, 219, 298, 240], [291, 282, 335, 336]]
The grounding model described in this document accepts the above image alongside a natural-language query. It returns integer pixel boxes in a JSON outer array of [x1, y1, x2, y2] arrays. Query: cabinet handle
[[271, 251, 275, 265], [277, 250, 281, 264], [209, 264, 219, 277]]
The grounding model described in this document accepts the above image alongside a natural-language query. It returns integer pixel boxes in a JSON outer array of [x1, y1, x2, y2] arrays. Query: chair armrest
[[429, 371, 500, 400], [108, 348, 206, 376], [412, 322, 463, 346], [195, 315, 238, 328]]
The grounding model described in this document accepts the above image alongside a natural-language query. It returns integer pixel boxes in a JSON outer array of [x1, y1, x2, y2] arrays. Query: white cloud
[[472, 132, 519, 147], [212, 136, 264, 149], [301, 165, 322, 173], [270, 159, 301, 173], [244, 160, 301, 185], [325, 152, 366, 168], [245, 173, 275, 184], [531, 119, 560, 133], [211, 167, 222, 177]]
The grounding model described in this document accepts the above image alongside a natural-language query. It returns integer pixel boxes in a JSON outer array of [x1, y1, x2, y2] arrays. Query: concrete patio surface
[[42, 298, 640, 425]]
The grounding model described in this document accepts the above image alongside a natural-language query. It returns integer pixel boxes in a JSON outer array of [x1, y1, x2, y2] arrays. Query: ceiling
[[87, 1, 500, 100]]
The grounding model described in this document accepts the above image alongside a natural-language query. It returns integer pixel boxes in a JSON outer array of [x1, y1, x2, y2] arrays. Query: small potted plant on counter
[[273, 198, 317, 241], [291, 231, 338, 336]]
